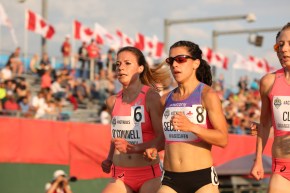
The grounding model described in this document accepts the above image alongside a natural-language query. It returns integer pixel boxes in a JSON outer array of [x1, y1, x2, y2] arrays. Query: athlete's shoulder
[[261, 72, 276, 84], [201, 83, 217, 98], [145, 87, 161, 103], [260, 72, 276, 94], [106, 95, 117, 113]]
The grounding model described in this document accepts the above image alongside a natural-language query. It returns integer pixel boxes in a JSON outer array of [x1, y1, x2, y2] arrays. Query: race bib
[[163, 105, 206, 142], [111, 105, 145, 144], [211, 166, 219, 185], [273, 96, 290, 131]]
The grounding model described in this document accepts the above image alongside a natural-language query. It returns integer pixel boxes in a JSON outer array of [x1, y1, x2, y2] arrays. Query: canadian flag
[[248, 55, 276, 74], [73, 20, 95, 43], [232, 53, 253, 71], [202, 47, 228, 70], [232, 53, 276, 73], [116, 29, 134, 47], [94, 22, 120, 46], [25, 10, 55, 39], [135, 33, 145, 51], [248, 55, 264, 73], [0, 3, 17, 44], [135, 33, 164, 58], [0, 3, 11, 28]]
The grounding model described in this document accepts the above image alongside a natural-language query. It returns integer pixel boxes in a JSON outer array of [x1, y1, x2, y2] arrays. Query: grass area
[[0, 163, 110, 193]]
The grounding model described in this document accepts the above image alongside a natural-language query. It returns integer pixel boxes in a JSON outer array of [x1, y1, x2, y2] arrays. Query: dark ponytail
[[196, 59, 212, 86]]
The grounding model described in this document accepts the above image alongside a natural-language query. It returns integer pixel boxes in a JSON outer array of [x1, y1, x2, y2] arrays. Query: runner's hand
[[113, 138, 134, 153], [101, 159, 113, 173]]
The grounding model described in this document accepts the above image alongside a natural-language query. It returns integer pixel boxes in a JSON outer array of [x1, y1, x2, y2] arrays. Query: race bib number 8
[[162, 105, 207, 142]]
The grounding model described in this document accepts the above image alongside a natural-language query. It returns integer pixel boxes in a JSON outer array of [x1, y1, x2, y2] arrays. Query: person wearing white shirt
[[31, 90, 47, 119]]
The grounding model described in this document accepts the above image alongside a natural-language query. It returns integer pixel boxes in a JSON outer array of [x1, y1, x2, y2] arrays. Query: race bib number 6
[[131, 105, 145, 123]]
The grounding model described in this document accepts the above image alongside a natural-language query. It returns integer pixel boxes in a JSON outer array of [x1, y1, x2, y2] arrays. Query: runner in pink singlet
[[101, 46, 171, 193], [251, 23, 290, 193]]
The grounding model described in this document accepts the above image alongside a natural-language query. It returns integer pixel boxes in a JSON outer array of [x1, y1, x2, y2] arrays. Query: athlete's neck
[[284, 67, 290, 82], [177, 80, 200, 96], [122, 81, 143, 102]]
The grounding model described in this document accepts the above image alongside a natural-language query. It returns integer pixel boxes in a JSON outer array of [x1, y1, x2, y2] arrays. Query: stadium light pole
[[163, 13, 256, 52], [212, 27, 281, 51], [41, 0, 47, 55], [211, 27, 281, 88]]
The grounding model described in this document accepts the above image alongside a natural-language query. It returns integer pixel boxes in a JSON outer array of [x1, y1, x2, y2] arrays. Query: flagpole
[[41, 0, 47, 55], [231, 67, 236, 90], [24, 9, 28, 66], [71, 21, 75, 69]]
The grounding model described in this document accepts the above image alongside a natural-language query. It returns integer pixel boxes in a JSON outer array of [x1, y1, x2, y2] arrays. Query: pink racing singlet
[[111, 85, 155, 144], [269, 68, 290, 136], [162, 83, 213, 143]]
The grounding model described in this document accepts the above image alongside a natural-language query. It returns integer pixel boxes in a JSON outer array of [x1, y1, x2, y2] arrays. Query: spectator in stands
[[8, 47, 23, 76], [31, 90, 47, 119], [15, 77, 29, 103], [250, 78, 259, 91], [78, 41, 88, 78], [51, 75, 67, 102], [90, 73, 100, 101], [29, 53, 39, 74], [237, 75, 248, 91], [106, 47, 116, 73], [38, 52, 53, 77], [97, 69, 114, 105], [0, 80, 6, 113], [74, 78, 90, 105], [41, 69, 53, 89], [59, 68, 73, 87], [45, 170, 73, 193], [19, 96, 34, 118], [235, 118, 250, 135], [3, 90, 19, 116], [99, 104, 111, 124], [30, 52, 54, 87], [67, 91, 78, 110], [112, 71, 122, 94], [87, 39, 101, 75], [61, 35, 71, 68], [107, 71, 119, 94], [0, 63, 13, 81], [251, 23, 290, 193], [41, 69, 52, 89], [4, 79, 16, 96], [0, 99, 2, 113], [101, 46, 171, 193], [43, 99, 60, 120], [217, 73, 225, 90]]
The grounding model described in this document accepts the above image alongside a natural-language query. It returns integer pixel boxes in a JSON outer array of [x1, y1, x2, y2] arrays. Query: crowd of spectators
[[212, 75, 262, 135], [0, 38, 264, 134]]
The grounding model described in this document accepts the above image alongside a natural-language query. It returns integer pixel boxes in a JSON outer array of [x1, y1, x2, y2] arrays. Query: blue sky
[[1, 0, 290, 88]]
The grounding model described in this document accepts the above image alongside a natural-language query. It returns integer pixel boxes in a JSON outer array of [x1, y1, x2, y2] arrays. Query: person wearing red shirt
[[87, 39, 101, 77], [61, 35, 71, 68], [3, 91, 19, 115], [41, 70, 52, 89]]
